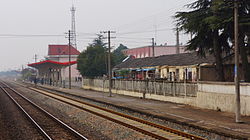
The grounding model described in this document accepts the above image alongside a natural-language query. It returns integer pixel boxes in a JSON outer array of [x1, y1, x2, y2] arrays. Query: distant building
[[113, 52, 216, 82], [114, 52, 250, 82], [122, 45, 188, 58], [28, 44, 81, 86], [45, 45, 81, 80]]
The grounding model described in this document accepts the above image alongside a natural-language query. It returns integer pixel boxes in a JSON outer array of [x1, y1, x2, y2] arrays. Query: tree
[[77, 35, 114, 78], [175, 0, 226, 81], [21, 68, 36, 80], [209, 0, 250, 81], [175, 0, 250, 81], [113, 44, 128, 65]]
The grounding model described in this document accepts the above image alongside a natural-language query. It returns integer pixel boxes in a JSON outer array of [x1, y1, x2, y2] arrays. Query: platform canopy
[[27, 60, 78, 86], [28, 60, 76, 69]]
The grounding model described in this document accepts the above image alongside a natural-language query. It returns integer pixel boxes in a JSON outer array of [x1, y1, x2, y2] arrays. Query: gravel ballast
[[35, 85, 239, 140], [15, 85, 153, 140], [0, 88, 44, 140]]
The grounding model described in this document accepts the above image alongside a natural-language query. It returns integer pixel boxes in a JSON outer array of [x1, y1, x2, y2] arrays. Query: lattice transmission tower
[[71, 5, 77, 49]]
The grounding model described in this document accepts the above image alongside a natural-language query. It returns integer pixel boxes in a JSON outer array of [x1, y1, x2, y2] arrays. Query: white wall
[[198, 82, 250, 96], [196, 82, 250, 116], [50, 55, 81, 80], [82, 79, 250, 116]]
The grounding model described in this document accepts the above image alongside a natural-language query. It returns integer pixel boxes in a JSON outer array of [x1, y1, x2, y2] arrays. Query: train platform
[[30, 83, 250, 139]]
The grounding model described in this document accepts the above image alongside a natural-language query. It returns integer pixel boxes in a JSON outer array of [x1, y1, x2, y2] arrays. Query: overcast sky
[[0, 0, 194, 71]]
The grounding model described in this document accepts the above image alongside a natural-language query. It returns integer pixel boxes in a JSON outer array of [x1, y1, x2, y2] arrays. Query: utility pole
[[34, 54, 38, 63], [101, 31, 115, 97], [68, 30, 72, 89], [152, 38, 155, 57], [176, 27, 180, 54], [234, 0, 241, 123], [154, 24, 157, 46], [34, 54, 38, 87], [108, 31, 112, 97]]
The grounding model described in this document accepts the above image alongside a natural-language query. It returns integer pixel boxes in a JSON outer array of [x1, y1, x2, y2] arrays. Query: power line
[[114, 8, 180, 31], [0, 32, 96, 36], [116, 36, 152, 40], [0, 34, 97, 40], [77, 32, 97, 35], [76, 38, 97, 40], [114, 40, 151, 44], [117, 27, 172, 35], [0, 34, 65, 37]]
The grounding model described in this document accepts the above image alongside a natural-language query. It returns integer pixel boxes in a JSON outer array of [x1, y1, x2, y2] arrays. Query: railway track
[[12, 81, 206, 140], [0, 81, 87, 140]]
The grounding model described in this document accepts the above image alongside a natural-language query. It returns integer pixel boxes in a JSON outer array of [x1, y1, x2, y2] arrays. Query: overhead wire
[[0, 34, 65, 37], [117, 27, 172, 35], [114, 6, 180, 31], [114, 40, 151, 43], [115, 36, 152, 40], [0, 33, 97, 40], [111, 6, 185, 47]]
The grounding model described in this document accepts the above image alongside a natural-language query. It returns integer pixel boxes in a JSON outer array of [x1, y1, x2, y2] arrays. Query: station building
[[113, 52, 216, 82], [28, 45, 81, 86], [113, 52, 250, 82]]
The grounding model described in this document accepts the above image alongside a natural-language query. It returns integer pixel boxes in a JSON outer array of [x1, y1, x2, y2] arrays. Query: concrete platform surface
[[33, 84, 250, 139]]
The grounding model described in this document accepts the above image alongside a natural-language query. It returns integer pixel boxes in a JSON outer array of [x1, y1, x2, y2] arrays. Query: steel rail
[[0, 81, 88, 140], [0, 83, 52, 140], [31, 87, 173, 139], [25, 84, 206, 140]]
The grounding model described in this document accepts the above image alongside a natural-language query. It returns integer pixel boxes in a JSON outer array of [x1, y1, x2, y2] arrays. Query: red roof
[[28, 60, 77, 68], [48, 45, 80, 55]]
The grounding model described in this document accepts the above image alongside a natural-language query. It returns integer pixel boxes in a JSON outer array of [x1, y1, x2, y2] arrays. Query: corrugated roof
[[48, 45, 80, 56], [114, 52, 215, 69]]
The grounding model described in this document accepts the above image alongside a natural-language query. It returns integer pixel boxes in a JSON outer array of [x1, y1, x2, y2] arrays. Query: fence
[[83, 78, 198, 97]]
